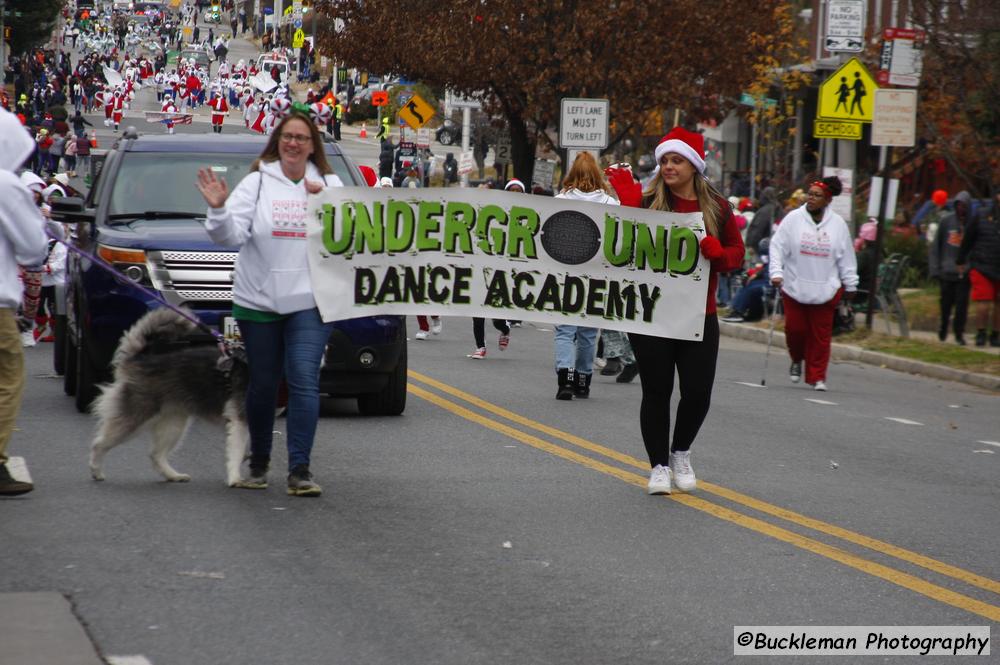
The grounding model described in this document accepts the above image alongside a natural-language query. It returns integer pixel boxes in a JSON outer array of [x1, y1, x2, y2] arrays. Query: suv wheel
[[75, 323, 102, 413], [437, 129, 455, 146], [357, 343, 407, 416]]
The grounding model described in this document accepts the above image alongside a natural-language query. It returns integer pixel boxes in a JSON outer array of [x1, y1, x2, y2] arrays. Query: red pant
[[782, 290, 842, 384]]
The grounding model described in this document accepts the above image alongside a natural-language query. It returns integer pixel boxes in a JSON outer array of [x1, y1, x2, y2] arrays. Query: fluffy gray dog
[[88, 308, 250, 486]]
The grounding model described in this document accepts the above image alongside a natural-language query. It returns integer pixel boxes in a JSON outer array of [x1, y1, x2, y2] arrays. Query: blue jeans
[[554, 325, 598, 374], [237, 308, 335, 471]]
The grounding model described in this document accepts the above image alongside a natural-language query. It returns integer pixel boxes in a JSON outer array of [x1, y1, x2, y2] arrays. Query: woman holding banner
[[607, 127, 744, 495], [196, 110, 343, 497], [553, 152, 620, 400]]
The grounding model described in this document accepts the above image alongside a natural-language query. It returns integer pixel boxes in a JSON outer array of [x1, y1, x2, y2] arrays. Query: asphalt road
[[6, 12, 999, 665], [3, 320, 998, 664]]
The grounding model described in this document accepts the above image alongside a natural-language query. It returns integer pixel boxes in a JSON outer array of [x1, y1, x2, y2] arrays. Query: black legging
[[472, 317, 510, 348], [629, 315, 720, 468]]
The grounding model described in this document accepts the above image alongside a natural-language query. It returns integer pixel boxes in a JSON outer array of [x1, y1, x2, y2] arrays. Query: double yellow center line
[[407, 369, 1000, 622]]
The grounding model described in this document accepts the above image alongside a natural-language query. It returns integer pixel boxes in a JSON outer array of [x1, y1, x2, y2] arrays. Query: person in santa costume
[[102, 87, 114, 126], [605, 127, 744, 496], [111, 89, 125, 131], [208, 89, 229, 133], [161, 92, 178, 134], [176, 83, 190, 111]]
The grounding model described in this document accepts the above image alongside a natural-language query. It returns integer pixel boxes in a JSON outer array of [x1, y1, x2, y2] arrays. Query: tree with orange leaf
[[317, 0, 801, 183]]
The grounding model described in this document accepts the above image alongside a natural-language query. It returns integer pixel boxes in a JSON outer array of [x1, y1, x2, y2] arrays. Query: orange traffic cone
[[90, 129, 98, 148], [359, 123, 367, 139]]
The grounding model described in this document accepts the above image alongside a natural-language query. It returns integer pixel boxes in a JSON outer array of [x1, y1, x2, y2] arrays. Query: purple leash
[[45, 226, 229, 349]]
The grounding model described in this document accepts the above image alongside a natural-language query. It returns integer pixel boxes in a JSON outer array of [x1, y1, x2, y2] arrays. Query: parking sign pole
[[460, 106, 470, 188]]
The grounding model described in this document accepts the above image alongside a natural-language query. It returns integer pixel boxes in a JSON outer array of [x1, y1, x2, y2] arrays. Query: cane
[[761, 287, 782, 386]]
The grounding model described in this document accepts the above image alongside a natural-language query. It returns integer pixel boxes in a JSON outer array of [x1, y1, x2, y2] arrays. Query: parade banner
[[143, 111, 194, 124], [306, 188, 711, 340]]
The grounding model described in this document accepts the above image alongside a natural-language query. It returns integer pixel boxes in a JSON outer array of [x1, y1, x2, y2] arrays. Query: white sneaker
[[593, 357, 607, 370], [430, 319, 442, 335], [647, 464, 672, 495], [669, 451, 697, 491], [469, 347, 487, 359], [813, 381, 827, 392], [414, 330, 428, 340], [21, 330, 37, 348]]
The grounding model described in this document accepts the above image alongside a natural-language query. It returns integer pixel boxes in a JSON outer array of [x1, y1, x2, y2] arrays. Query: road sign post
[[872, 89, 917, 148], [398, 93, 435, 130], [817, 57, 878, 123], [877, 28, 926, 87], [825, 0, 866, 53], [559, 98, 609, 149]]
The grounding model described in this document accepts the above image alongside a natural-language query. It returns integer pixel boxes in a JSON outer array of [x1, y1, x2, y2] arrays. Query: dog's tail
[[111, 307, 201, 369]]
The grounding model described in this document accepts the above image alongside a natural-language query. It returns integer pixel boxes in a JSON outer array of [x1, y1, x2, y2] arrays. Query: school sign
[[306, 189, 711, 340]]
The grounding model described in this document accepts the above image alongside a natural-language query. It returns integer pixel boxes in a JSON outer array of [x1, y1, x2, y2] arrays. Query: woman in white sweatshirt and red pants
[[769, 176, 859, 391]]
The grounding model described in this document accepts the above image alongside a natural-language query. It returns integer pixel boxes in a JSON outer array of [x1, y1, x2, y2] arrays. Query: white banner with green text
[[306, 188, 710, 340]]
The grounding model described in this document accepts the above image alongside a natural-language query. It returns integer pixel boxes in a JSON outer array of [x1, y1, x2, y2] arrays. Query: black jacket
[[958, 204, 1000, 281]]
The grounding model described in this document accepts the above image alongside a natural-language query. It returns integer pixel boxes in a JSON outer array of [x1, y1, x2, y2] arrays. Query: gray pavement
[[3, 320, 998, 664], [7, 15, 997, 664]]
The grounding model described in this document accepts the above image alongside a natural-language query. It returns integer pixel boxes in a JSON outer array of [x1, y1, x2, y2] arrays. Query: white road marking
[[973, 450, 996, 454], [977, 440, 1000, 448], [948, 404, 963, 408], [6, 457, 32, 483], [884, 417, 925, 426], [733, 381, 764, 388], [107, 657, 154, 665], [804, 398, 838, 405]]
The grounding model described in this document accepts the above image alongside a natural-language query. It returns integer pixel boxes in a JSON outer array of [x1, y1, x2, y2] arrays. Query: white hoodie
[[0, 108, 49, 309], [555, 187, 619, 207], [769, 204, 858, 305], [205, 159, 343, 314]]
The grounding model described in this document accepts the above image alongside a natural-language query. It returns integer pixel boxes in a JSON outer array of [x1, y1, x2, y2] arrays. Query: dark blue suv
[[52, 132, 407, 415]]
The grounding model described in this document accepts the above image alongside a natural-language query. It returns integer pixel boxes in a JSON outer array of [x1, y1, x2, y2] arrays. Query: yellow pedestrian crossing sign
[[818, 57, 878, 123], [292, 29, 305, 48]]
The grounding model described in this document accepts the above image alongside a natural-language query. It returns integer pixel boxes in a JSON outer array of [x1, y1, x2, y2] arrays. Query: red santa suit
[[103, 91, 114, 124], [208, 94, 229, 131], [249, 103, 266, 134], [112, 92, 125, 127]]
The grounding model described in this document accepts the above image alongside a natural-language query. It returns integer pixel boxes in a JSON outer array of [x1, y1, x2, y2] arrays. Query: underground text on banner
[[305, 189, 711, 340]]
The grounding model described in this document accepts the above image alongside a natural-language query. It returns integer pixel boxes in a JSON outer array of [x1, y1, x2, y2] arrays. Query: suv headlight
[[97, 244, 152, 286]]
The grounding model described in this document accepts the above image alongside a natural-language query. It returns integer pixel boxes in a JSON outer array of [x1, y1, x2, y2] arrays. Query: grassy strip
[[834, 328, 1000, 376], [739, 319, 999, 377]]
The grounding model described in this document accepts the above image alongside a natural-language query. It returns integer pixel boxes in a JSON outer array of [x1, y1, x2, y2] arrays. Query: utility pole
[[1, 0, 7, 90]]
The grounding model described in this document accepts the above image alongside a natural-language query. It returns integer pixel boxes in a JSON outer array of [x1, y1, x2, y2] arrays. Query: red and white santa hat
[[653, 126, 706, 175]]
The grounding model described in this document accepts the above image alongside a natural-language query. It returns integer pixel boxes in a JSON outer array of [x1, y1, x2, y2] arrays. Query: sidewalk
[[719, 319, 1000, 392]]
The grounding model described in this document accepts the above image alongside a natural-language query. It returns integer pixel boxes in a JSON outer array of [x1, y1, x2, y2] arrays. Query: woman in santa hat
[[607, 127, 744, 495]]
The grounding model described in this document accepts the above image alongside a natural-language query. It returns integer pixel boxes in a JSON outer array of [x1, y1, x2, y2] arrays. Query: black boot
[[616, 362, 640, 383], [0, 463, 34, 496], [573, 372, 592, 398], [991, 331, 1000, 348], [975, 329, 987, 347], [556, 368, 574, 400], [600, 357, 623, 375]]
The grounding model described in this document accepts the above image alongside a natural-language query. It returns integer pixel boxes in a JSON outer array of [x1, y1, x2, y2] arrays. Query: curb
[[719, 321, 1000, 392]]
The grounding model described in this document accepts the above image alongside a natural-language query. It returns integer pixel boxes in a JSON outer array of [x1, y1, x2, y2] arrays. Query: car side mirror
[[50, 197, 95, 225]]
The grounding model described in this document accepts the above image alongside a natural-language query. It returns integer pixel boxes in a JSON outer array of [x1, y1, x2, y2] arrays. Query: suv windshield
[[106, 151, 359, 218]]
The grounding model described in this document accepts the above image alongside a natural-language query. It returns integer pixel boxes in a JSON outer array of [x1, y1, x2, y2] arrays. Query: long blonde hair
[[560, 151, 616, 197], [642, 173, 724, 237]]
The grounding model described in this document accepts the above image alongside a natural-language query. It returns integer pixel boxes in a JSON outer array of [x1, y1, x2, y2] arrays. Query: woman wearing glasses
[[768, 176, 858, 392], [196, 112, 343, 497]]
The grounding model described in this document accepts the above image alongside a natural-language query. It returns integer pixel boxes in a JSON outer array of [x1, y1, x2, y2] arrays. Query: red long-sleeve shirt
[[665, 194, 745, 315]]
